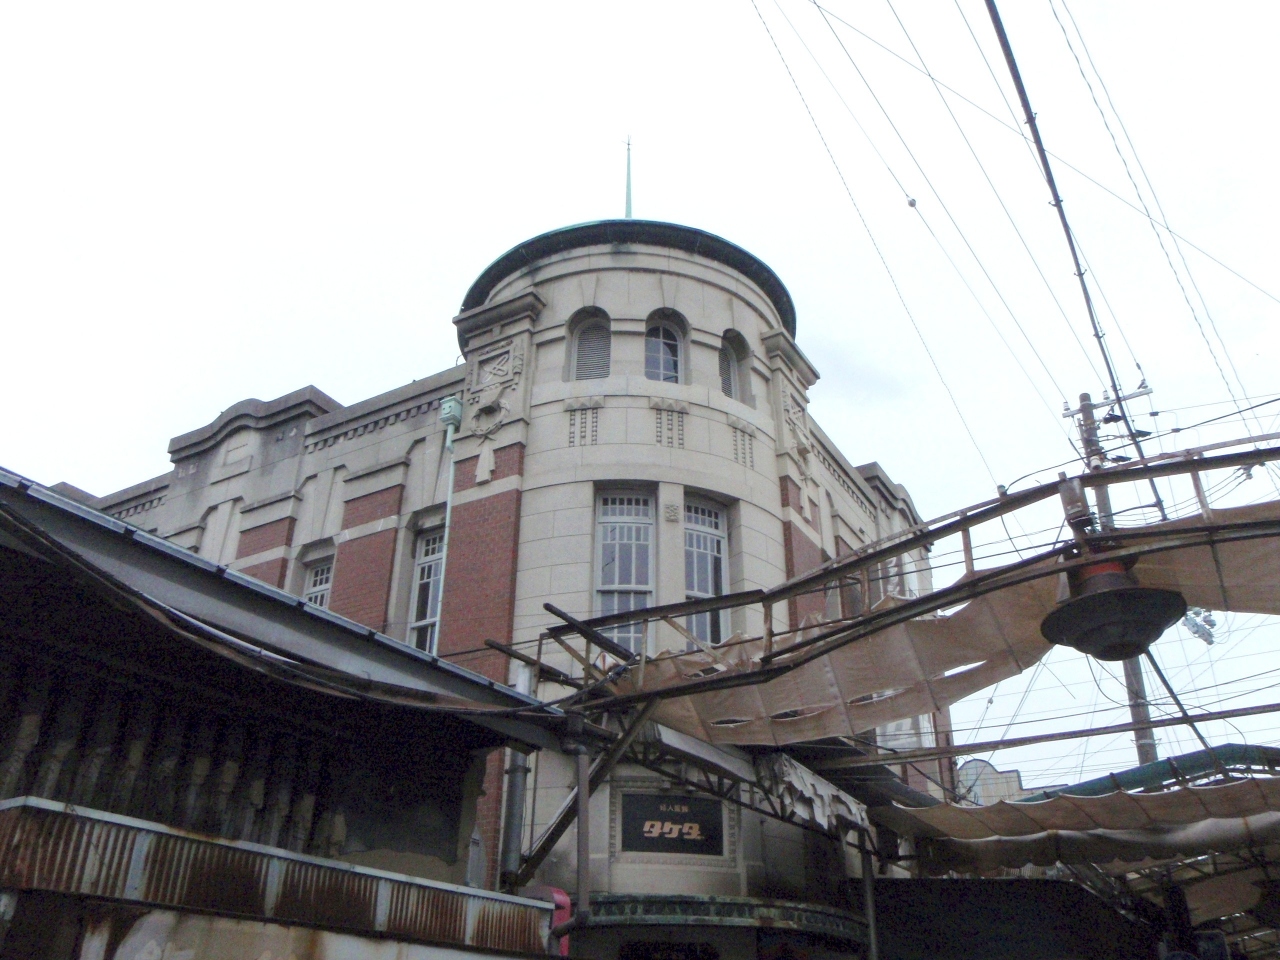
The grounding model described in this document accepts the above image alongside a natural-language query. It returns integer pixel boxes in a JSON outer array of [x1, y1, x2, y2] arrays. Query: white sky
[[3, 1, 1277, 788]]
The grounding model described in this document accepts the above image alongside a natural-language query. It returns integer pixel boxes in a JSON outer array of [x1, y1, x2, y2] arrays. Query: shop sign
[[620, 793, 723, 856]]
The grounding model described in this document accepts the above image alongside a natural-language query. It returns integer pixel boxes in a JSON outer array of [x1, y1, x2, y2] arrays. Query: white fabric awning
[[626, 502, 1280, 747]]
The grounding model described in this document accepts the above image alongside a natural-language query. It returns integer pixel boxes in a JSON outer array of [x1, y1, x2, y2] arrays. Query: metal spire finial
[[625, 136, 632, 219]]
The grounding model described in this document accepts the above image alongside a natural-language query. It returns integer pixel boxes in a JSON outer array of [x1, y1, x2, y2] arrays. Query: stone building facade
[[70, 220, 949, 905]]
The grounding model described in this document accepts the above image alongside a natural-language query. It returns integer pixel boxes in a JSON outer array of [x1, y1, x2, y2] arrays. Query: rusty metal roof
[[0, 466, 563, 750], [0, 797, 552, 954]]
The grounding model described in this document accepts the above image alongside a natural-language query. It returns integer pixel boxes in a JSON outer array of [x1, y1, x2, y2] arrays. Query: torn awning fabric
[[893, 773, 1280, 876], [622, 501, 1280, 747]]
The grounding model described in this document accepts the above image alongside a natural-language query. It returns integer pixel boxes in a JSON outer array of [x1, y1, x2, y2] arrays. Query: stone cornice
[[761, 330, 820, 387], [453, 290, 546, 350], [169, 386, 341, 462]]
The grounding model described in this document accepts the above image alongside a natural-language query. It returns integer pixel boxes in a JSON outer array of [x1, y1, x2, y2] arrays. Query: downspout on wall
[[435, 395, 463, 654], [500, 663, 533, 891]]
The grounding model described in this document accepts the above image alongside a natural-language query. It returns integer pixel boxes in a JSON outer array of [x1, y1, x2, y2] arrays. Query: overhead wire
[[955, 0, 1166, 429], [808, 1, 1280, 309], [749, 0, 1000, 484], [1050, 0, 1280, 504], [771, 0, 1079, 457], [1059, 0, 1259, 398], [1048, 0, 1268, 451], [877, 0, 1105, 386]]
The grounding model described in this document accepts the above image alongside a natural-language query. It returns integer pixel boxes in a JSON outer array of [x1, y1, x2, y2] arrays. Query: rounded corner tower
[[443, 216, 835, 662]]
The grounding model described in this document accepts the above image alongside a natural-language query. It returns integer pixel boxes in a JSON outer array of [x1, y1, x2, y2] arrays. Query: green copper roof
[[460, 220, 797, 339]]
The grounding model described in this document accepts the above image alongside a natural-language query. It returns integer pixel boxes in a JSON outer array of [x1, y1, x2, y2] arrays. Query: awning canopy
[[626, 500, 1280, 746]]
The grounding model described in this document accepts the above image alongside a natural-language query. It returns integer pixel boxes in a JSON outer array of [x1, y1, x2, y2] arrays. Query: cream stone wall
[[85, 225, 933, 901], [462, 239, 926, 899]]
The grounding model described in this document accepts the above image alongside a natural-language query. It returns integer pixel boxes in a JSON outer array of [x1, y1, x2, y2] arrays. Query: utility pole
[[1068, 391, 1159, 766]]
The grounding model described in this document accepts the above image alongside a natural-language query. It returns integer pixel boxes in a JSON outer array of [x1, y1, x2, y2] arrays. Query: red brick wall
[[236, 517, 295, 559], [330, 528, 398, 630], [779, 476, 803, 511], [437, 489, 522, 678], [239, 557, 289, 588], [453, 443, 525, 493], [833, 536, 865, 618], [342, 485, 404, 528], [440, 442, 524, 888], [782, 520, 827, 629]]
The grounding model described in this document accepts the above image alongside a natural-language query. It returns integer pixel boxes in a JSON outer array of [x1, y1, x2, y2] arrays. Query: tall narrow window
[[596, 494, 653, 654], [304, 560, 333, 608], [684, 501, 726, 645], [645, 326, 680, 383], [575, 323, 611, 380], [718, 344, 737, 398], [409, 530, 445, 652]]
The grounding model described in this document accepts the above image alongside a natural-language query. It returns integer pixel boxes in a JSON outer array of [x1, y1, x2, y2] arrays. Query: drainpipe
[[500, 663, 533, 892], [860, 831, 880, 960], [549, 716, 593, 942], [435, 395, 463, 651]]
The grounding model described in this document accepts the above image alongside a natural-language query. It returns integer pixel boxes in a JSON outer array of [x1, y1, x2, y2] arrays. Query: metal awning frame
[[528, 442, 1280, 724]]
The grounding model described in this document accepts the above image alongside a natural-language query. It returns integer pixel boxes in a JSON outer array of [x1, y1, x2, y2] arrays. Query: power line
[[1059, 0, 1258, 396], [879, 0, 1105, 385], [750, 0, 999, 484], [981, 0, 1172, 528], [950, 0, 1040, 171], [773, 0, 1078, 454], [809, 1, 1280, 310], [1052, 0, 1280, 504], [1047, 0, 1258, 437]]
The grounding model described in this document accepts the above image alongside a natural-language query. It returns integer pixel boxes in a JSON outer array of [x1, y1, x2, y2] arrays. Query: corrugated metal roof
[[0, 467, 560, 751], [0, 797, 551, 954]]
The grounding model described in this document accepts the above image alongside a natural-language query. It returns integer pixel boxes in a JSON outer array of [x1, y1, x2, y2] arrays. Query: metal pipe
[[1018, 742, 1278, 803], [809, 699, 1280, 771], [434, 396, 463, 653], [1080, 392, 1158, 767], [499, 664, 533, 892], [860, 836, 880, 960], [984, 0, 1166, 520], [575, 746, 591, 925], [516, 700, 659, 888]]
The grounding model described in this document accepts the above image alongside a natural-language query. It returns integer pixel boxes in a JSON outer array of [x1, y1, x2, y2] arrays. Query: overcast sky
[[3, 1, 1277, 785]]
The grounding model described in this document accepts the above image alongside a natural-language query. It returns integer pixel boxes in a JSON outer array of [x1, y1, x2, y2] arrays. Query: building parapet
[[168, 386, 342, 461]]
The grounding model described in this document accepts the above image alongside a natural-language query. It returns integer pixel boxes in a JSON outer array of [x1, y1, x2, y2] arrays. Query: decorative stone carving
[[466, 337, 526, 483], [781, 392, 814, 480], [648, 397, 690, 414]]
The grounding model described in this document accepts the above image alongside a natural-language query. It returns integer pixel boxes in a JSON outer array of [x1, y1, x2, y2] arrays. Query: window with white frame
[[303, 560, 333, 608], [596, 494, 653, 654], [644, 325, 680, 383], [409, 530, 445, 652], [574, 322, 611, 380], [684, 501, 726, 645]]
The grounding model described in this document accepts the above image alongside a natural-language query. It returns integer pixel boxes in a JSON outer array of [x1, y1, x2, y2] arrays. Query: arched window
[[719, 330, 751, 403], [718, 344, 737, 398], [575, 322, 611, 380], [645, 325, 681, 383]]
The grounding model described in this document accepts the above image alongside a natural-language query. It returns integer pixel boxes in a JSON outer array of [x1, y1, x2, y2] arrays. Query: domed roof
[[461, 219, 797, 338]]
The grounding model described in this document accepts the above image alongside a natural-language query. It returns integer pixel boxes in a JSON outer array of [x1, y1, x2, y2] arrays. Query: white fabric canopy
[[627, 502, 1280, 746]]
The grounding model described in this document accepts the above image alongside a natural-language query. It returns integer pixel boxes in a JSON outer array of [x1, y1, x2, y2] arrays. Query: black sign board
[[620, 793, 724, 856]]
